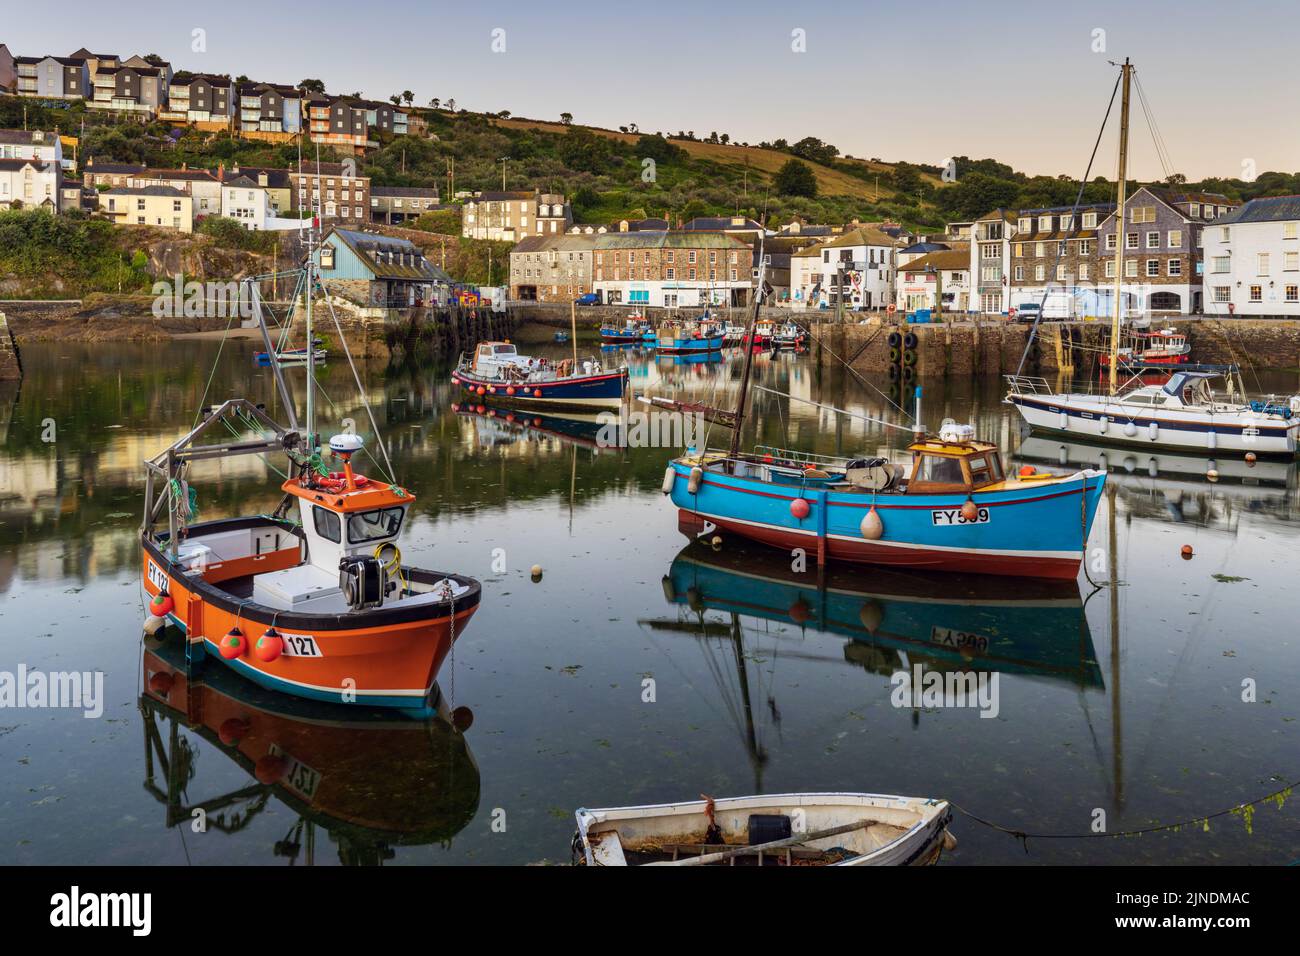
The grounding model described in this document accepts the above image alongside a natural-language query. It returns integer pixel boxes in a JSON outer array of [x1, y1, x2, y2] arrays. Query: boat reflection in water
[[657, 540, 1103, 689], [139, 634, 480, 865], [452, 403, 626, 452]]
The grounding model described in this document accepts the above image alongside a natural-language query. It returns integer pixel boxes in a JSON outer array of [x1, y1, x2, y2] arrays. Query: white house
[[895, 248, 971, 313], [0, 129, 69, 172], [1202, 196, 1300, 317], [220, 176, 302, 231], [0, 158, 60, 211], [792, 226, 898, 311]]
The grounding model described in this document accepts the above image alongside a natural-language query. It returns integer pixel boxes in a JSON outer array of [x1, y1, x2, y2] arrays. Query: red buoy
[[218, 717, 251, 746], [506, 386, 516, 396], [1180, 544, 1194, 560], [476, 386, 486, 396], [533, 389, 543, 398], [150, 590, 174, 616], [254, 628, 283, 663], [960, 498, 980, 522], [790, 498, 811, 520], [254, 754, 287, 784], [1019, 465, 1036, 477], [219, 627, 246, 659]]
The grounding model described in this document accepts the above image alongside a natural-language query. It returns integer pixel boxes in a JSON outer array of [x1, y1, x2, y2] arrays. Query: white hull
[[1009, 393, 1298, 456], [575, 791, 953, 866]]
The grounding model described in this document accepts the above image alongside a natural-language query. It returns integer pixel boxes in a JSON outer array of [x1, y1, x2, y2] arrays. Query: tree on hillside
[[429, 97, 441, 109], [775, 159, 818, 198], [446, 98, 456, 112], [298, 78, 326, 94], [560, 112, 573, 125], [790, 136, 838, 165], [390, 95, 401, 105], [402, 90, 414, 107], [635, 133, 685, 165]]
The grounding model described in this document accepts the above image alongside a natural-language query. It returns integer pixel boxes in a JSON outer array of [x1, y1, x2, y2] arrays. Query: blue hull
[[667, 460, 1106, 579], [655, 334, 725, 354], [454, 367, 628, 410]]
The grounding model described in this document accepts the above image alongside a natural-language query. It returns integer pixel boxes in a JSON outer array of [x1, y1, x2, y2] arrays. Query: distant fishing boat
[[771, 321, 806, 350], [747, 319, 776, 347], [452, 340, 628, 410], [599, 313, 652, 344], [655, 319, 724, 354], [141, 248, 480, 712], [1099, 324, 1190, 371], [553, 330, 570, 344], [255, 338, 327, 366], [573, 792, 954, 866]]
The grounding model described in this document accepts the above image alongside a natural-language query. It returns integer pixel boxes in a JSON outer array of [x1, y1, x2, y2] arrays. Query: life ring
[[316, 477, 346, 492], [329, 471, 369, 487], [887, 304, 897, 314]]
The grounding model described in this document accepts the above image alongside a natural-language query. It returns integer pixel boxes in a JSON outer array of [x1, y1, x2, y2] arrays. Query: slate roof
[[0, 130, 57, 146], [593, 231, 750, 250], [102, 185, 189, 198], [899, 249, 971, 273], [328, 228, 451, 282], [1214, 195, 1300, 225], [0, 158, 53, 172]]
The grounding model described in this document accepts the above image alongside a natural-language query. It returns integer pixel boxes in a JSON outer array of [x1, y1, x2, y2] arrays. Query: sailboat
[[659, 246, 1107, 580], [1005, 59, 1300, 458], [139, 227, 480, 712]]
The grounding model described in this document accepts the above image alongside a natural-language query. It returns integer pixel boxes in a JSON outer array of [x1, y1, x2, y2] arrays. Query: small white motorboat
[[573, 791, 955, 866]]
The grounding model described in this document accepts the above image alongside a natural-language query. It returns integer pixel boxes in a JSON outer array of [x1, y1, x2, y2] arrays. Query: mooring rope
[[949, 779, 1294, 850]]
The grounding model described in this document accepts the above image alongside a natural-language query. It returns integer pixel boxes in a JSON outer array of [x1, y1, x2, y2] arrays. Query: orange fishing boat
[[140, 253, 479, 713]]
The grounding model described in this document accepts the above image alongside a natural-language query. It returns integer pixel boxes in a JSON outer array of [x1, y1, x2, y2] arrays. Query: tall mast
[[1108, 58, 1132, 396], [305, 228, 315, 449], [727, 235, 767, 463]]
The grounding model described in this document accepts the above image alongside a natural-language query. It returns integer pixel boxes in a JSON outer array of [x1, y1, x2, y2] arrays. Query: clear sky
[[9, 0, 1297, 180]]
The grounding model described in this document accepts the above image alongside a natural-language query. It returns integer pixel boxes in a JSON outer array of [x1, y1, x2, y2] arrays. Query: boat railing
[[1003, 375, 1055, 396], [751, 444, 854, 468]]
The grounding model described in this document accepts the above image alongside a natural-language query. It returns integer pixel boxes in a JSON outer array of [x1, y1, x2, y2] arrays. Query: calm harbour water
[[0, 338, 1297, 865]]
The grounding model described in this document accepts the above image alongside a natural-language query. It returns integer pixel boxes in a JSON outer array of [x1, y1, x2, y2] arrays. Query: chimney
[[217, 162, 224, 182]]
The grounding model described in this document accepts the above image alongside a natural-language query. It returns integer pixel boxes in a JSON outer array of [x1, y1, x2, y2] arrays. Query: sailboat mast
[[1108, 58, 1132, 396], [727, 237, 767, 463], [305, 236, 315, 449]]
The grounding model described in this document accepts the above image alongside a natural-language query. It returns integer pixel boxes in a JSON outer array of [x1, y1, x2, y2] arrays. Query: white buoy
[[661, 466, 676, 495], [1058, 411, 1069, 431], [687, 466, 703, 494], [530, 564, 543, 582], [1124, 421, 1138, 438], [1148, 422, 1159, 441], [860, 507, 884, 540], [1099, 415, 1109, 434], [1207, 429, 1217, 450], [143, 614, 167, 636]]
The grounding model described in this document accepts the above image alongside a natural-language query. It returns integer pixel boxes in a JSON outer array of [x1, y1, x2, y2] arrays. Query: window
[[313, 506, 341, 543], [1130, 206, 1156, 223], [1146, 259, 1159, 277], [1034, 241, 1045, 257], [1189, 202, 1201, 218], [1105, 260, 1116, 278], [1017, 217, 1032, 233], [1078, 240, 1093, 256], [1212, 256, 1229, 273], [1285, 251, 1299, 272], [1286, 285, 1298, 303], [1168, 258, 1182, 277], [1221, 227, 1230, 242], [1105, 234, 1117, 251], [1146, 231, 1160, 249], [1034, 264, 1045, 281], [1060, 214, 1073, 230], [1079, 263, 1090, 280], [1056, 264, 1068, 280], [1038, 215, 1052, 230], [1082, 212, 1097, 229], [1258, 253, 1270, 275], [1285, 222, 1299, 240], [1126, 232, 1139, 249], [1125, 259, 1137, 277], [1014, 265, 1024, 281], [1250, 285, 1262, 302], [346, 507, 405, 544], [1213, 286, 1230, 303], [917, 455, 966, 485]]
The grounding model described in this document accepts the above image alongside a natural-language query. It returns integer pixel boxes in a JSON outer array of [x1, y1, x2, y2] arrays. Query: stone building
[[509, 235, 596, 301]]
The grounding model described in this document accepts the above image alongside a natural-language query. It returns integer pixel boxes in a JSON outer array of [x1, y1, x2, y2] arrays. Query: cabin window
[[968, 454, 1002, 486], [916, 455, 965, 485], [493, 345, 517, 355], [313, 506, 341, 543], [347, 507, 405, 544]]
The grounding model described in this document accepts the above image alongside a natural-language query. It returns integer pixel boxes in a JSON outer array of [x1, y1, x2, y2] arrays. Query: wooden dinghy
[[573, 792, 954, 866]]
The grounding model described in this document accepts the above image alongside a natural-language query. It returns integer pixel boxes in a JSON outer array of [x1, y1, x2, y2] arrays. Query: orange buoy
[[476, 386, 486, 396], [1019, 465, 1036, 477], [254, 754, 287, 784], [789, 597, 812, 625], [218, 717, 251, 746], [790, 498, 811, 520], [860, 506, 884, 540], [507, 386, 516, 396], [148, 672, 174, 695], [533, 389, 543, 398], [219, 627, 246, 659], [960, 498, 980, 523], [1245, 452, 1257, 465], [1180, 544, 1194, 560], [254, 628, 283, 663], [150, 590, 174, 616]]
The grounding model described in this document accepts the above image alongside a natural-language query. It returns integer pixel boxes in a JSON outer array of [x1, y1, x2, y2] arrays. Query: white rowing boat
[[573, 791, 955, 866]]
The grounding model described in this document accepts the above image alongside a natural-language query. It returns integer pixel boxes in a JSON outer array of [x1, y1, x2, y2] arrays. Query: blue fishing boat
[[452, 341, 628, 411], [658, 248, 1105, 579], [600, 313, 652, 344], [655, 319, 724, 354]]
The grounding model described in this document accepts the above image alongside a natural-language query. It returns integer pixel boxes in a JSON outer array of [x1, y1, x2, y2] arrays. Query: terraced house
[[14, 54, 89, 100], [1095, 187, 1236, 315], [1201, 195, 1300, 317], [306, 97, 408, 152], [1006, 203, 1115, 316], [291, 161, 370, 222], [163, 72, 235, 124], [238, 82, 303, 136], [591, 231, 753, 307], [88, 55, 171, 117], [509, 235, 596, 301], [462, 191, 571, 241]]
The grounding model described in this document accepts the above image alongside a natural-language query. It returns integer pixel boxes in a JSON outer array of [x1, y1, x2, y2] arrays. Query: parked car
[[1011, 302, 1041, 323], [575, 293, 600, 305]]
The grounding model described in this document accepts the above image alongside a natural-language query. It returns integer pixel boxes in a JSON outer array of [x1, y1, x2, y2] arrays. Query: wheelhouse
[[905, 437, 1005, 495]]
